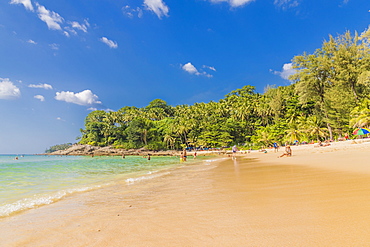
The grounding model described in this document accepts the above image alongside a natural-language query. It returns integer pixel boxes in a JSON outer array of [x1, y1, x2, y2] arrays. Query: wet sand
[[2, 140, 370, 246]]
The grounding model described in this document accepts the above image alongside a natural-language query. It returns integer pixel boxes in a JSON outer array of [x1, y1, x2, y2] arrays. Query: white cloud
[[15, 2, 91, 37], [144, 0, 169, 19], [182, 62, 214, 78], [63, 31, 71, 37], [272, 63, 296, 80], [0, 78, 21, 100], [182, 62, 199, 75], [13, 1, 92, 40], [123, 5, 143, 18], [100, 37, 118, 49], [27, 39, 37, 44], [34, 95, 45, 101], [36, 3, 64, 30], [55, 90, 102, 106], [10, 0, 34, 11], [28, 83, 53, 90], [274, 0, 299, 9], [230, 0, 255, 7], [209, 0, 255, 8], [64, 26, 77, 36], [49, 43, 59, 50], [203, 65, 217, 71], [67, 20, 89, 33]]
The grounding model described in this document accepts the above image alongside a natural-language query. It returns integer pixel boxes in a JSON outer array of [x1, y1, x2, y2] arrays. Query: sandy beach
[[2, 140, 370, 246]]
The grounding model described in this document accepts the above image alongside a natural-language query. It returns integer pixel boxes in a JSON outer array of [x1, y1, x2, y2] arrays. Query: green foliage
[[45, 143, 72, 153], [78, 28, 370, 149], [145, 141, 166, 151], [350, 98, 370, 128]]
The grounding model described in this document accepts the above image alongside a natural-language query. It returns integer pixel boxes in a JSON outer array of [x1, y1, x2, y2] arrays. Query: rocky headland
[[43, 144, 182, 156]]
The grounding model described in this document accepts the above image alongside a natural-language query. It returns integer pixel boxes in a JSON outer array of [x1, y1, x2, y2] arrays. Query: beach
[[1, 140, 370, 246]]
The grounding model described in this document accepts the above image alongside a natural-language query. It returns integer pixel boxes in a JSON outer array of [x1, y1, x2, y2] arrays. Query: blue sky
[[0, 0, 369, 154]]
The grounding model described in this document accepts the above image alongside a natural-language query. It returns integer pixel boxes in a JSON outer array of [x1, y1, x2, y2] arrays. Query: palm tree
[[305, 116, 328, 141], [255, 95, 273, 126], [253, 127, 273, 147], [285, 123, 303, 144], [350, 98, 370, 128], [163, 134, 176, 150]]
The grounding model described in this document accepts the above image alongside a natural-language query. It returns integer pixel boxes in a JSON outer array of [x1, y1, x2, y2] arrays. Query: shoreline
[[0, 155, 217, 219], [2, 141, 370, 246], [42, 144, 228, 157]]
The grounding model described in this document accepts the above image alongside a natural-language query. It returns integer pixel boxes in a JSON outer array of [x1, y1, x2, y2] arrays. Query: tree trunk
[[350, 79, 359, 102], [327, 122, 333, 140]]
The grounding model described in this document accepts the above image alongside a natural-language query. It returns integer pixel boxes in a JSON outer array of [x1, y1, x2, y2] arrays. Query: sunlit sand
[[1, 140, 370, 246]]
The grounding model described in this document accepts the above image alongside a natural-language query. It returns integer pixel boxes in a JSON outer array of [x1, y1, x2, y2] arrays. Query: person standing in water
[[232, 145, 238, 159]]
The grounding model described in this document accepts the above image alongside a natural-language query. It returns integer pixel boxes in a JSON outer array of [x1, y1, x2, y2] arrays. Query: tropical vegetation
[[78, 27, 370, 150], [45, 143, 73, 153]]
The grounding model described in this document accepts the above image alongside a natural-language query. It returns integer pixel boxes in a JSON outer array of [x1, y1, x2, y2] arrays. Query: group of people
[[315, 140, 331, 147], [231, 143, 291, 159], [121, 149, 198, 162], [122, 153, 152, 160], [180, 149, 197, 162], [272, 142, 292, 157]]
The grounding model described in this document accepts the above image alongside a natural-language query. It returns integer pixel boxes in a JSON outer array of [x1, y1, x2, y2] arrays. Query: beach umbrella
[[352, 127, 370, 136]]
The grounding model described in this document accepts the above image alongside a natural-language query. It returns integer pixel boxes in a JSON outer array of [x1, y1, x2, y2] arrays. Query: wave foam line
[[204, 157, 227, 165], [0, 185, 103, 217], [125, 171, 171, 185]]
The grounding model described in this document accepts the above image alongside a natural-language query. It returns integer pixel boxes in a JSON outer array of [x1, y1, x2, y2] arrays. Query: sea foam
[[0, 185, 102, 217], [125, 171, 171, 185]]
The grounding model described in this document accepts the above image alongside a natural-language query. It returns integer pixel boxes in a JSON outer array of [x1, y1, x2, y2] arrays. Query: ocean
[[0, 154, 199, 217]]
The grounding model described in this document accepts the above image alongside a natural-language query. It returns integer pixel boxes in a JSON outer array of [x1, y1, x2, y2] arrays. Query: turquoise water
[[0, 155, 187, 217]]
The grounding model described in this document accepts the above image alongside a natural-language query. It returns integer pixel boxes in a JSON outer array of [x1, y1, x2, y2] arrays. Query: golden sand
[[1, 140, 370, 246]]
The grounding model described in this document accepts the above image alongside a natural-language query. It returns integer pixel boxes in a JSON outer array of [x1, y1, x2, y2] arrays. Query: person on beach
[[147, 154, 151, 160], [279, 145, 292, 158], [273, 142, 279, 153], [193, 152, 197, 159], [232, 145, 238, 159], [183, 149, 187, 161], [315, 141, 330, 147], [323, 140, 331, 146], [180, 152, 184, 162]]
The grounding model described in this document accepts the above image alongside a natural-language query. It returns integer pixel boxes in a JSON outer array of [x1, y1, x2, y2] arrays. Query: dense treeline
[[45, 143, 73, 153], [79, 28, 370, 150]]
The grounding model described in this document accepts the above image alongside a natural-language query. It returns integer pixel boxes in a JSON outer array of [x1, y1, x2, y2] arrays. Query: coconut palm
[[252, 126, 273, 147], [304, 116, 328, 141], [285, 123, 303, 144], [350, 98, 370, 128]]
